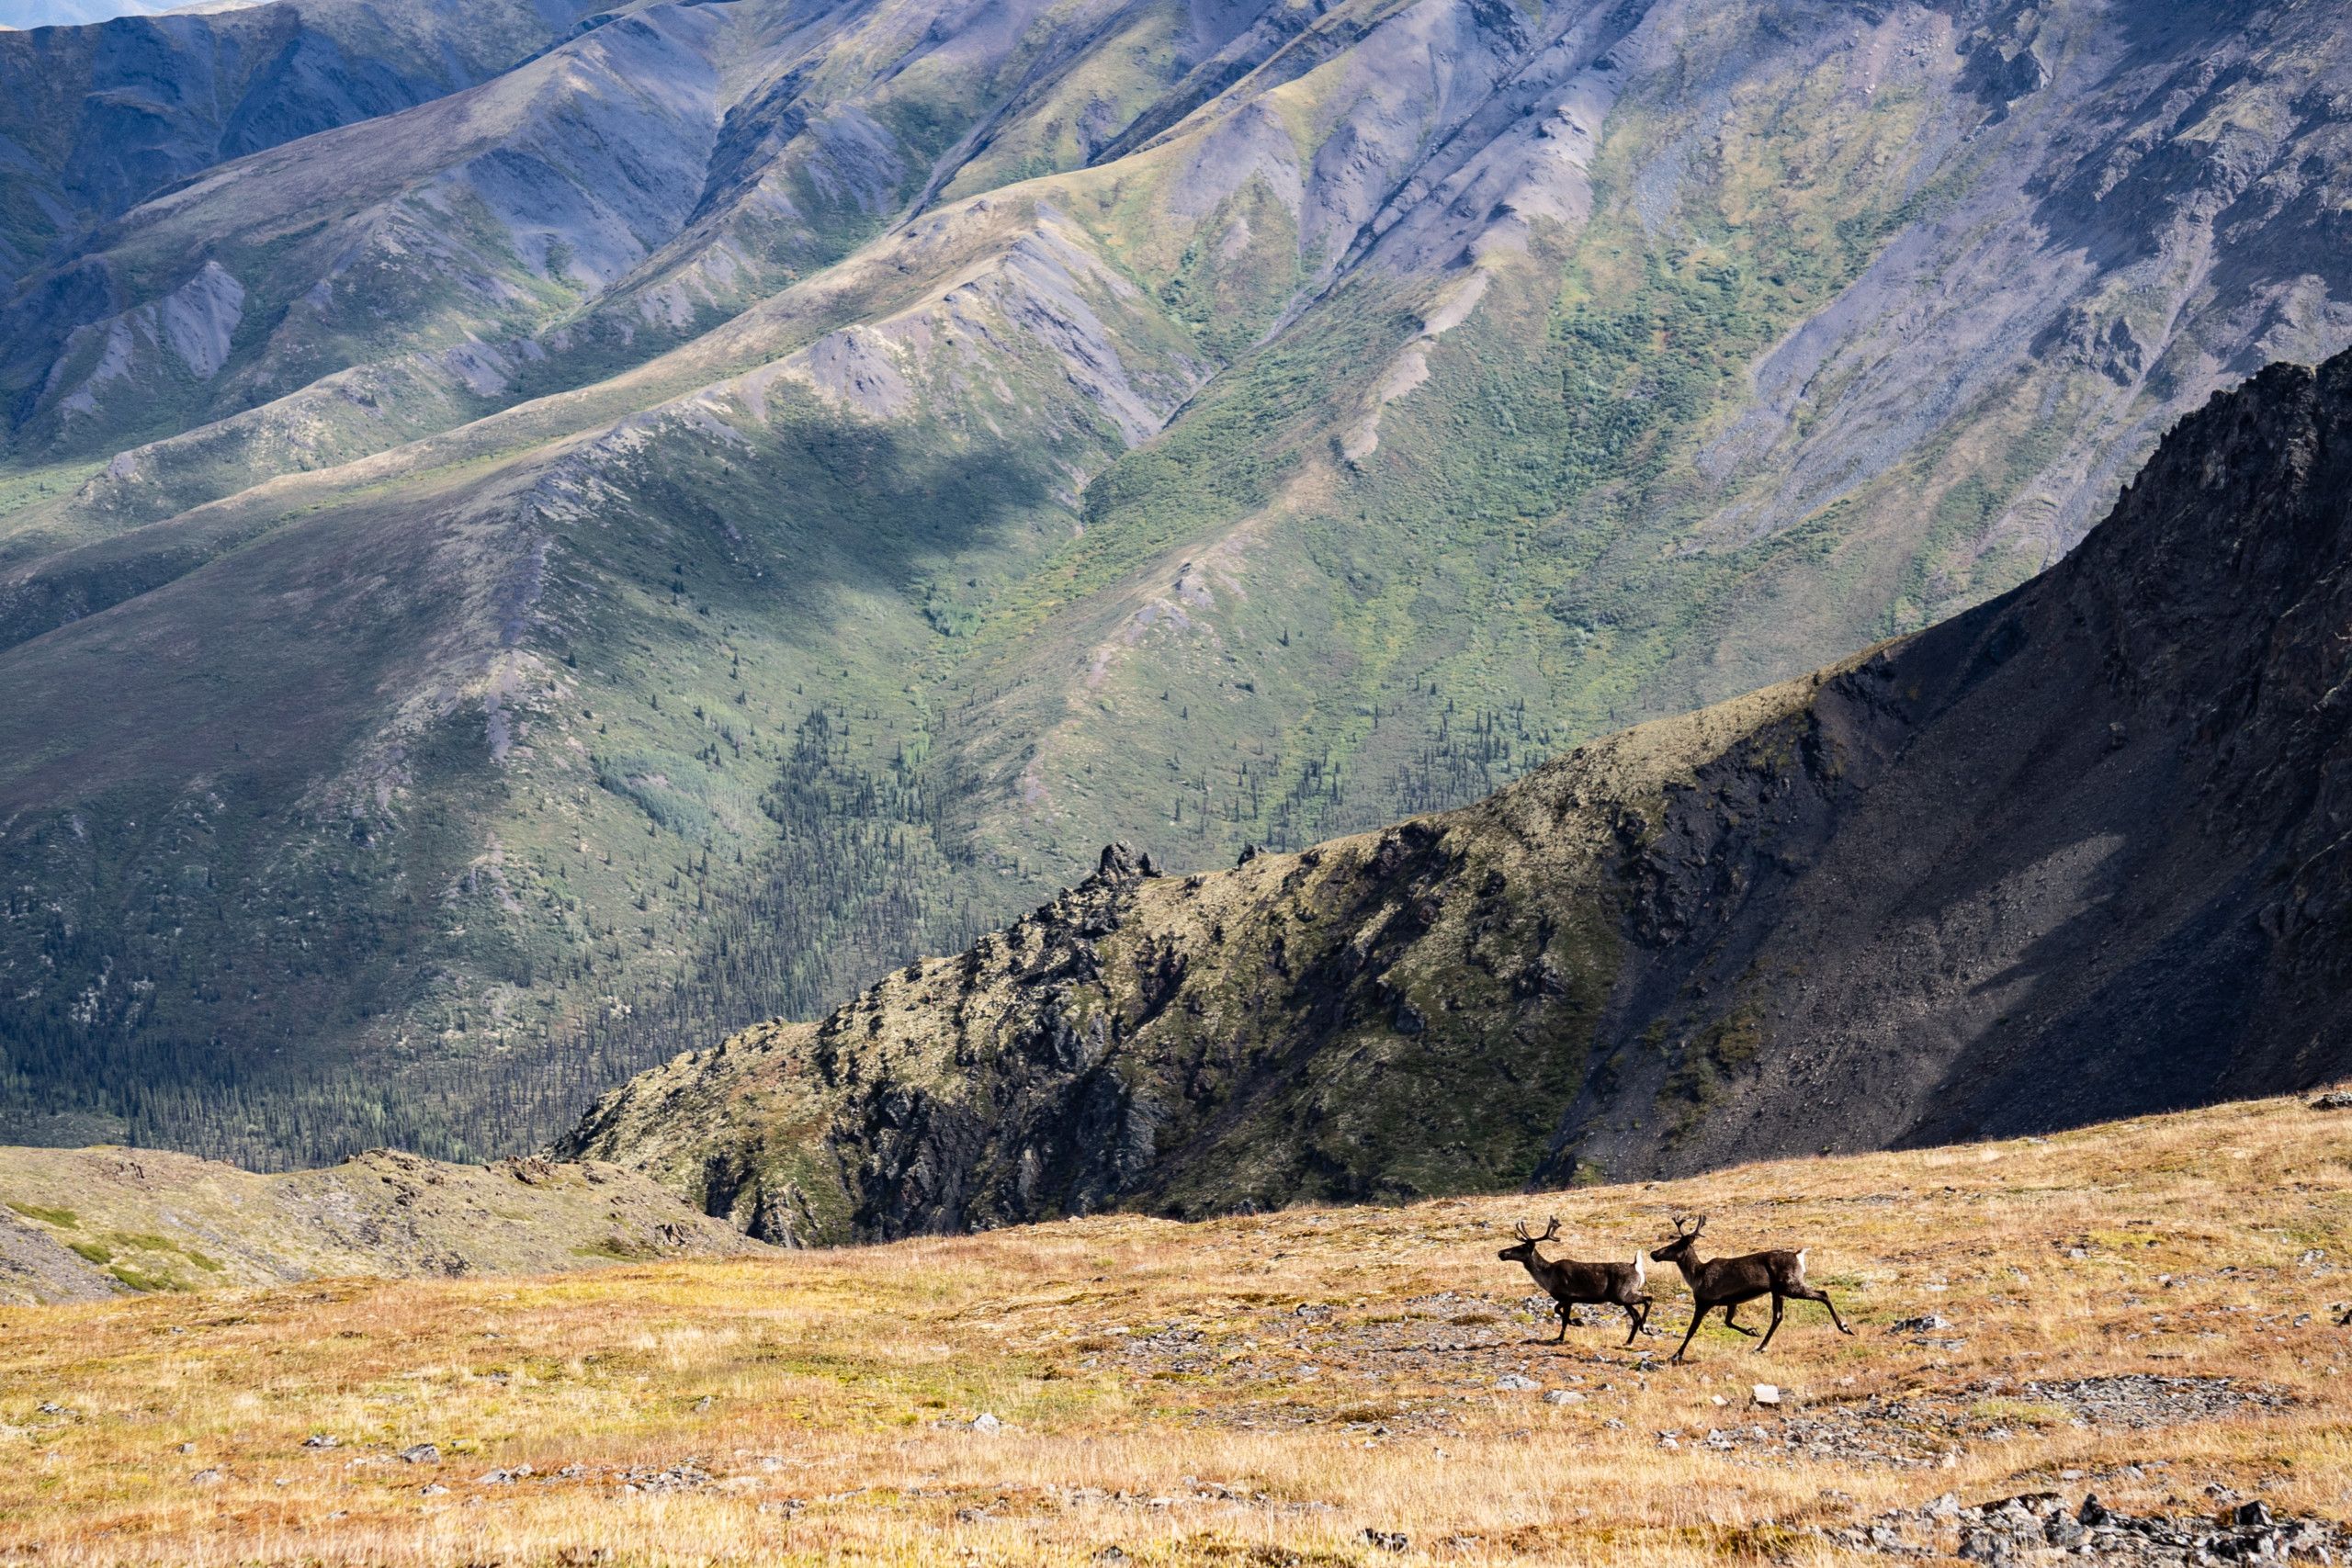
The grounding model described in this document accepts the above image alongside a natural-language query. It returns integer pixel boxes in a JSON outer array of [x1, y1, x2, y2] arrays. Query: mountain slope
[[0, 0, 610, 298], [6, 0, 2352, 1168], [560, 347, 2352, 1239], [0, 0, 1265, 515], [0, 1143, 762, 1303]]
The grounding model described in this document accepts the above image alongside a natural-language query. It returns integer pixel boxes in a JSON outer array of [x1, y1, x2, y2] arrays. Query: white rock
[[970, 1412, 1001, 1435], [1544, 1390, 1585, 1404], [1752, 1384, 1781, 1405]]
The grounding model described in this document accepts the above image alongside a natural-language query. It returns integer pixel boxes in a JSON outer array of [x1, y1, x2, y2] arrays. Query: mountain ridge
[[559, 345, 2352, 1240], [3, 0, 2352, 1168]]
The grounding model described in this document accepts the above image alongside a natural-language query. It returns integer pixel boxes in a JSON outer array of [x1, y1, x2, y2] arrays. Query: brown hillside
[[6, 1093, 2351, 1563]]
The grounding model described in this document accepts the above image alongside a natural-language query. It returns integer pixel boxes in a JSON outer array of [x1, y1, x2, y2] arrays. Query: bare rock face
[[564, 348, 2352, 1236]]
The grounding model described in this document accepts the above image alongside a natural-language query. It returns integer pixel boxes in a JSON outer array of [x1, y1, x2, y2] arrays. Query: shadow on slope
[[562, 348, 2352, 1237]]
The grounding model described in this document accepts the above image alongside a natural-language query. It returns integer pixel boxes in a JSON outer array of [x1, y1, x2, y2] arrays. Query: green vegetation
[[0, 0, 2209, 1175]]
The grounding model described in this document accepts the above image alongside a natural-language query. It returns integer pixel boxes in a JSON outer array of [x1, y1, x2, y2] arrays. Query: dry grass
[[3, 1093, 2349, 1565]]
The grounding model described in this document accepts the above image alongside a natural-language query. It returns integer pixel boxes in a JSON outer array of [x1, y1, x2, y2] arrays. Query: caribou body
[[1497, 1217, 1654, 1345], [1649, 1213, 1854, 1361]]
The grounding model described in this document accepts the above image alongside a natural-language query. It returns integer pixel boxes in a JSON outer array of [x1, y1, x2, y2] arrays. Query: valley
[[562, 350, 2352, 1235], [4, 0, 2349, 1168]]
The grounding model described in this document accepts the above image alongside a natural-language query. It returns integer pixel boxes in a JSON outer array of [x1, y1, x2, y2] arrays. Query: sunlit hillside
[[3, 1092, 2346, 1563]]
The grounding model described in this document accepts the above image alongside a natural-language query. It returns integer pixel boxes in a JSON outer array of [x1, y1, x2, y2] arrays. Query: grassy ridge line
[[0, 1144, 760, 1301], [552, 651, 1878, 1235], [0, 1091, 2345, 1562]]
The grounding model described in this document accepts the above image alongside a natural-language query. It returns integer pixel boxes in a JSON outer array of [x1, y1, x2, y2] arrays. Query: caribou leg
[[1718, 1303, 1760, 1337], [1621, 1298, 1649, 1347], [1755, 1293, 1786, 1353], [1781, 1280, 1854, 1336], [1555, 1302, 1572, 1345], [1668, 1307, 1708, 1363]]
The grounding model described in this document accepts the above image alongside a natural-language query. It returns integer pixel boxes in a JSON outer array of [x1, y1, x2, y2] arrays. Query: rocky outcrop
[[565, 348, 2352, 1235]]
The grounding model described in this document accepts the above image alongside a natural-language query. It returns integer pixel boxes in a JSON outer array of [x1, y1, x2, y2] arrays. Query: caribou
[[1649, 1213, 1854, 1362], [1496, 1216, 1654, 1345]]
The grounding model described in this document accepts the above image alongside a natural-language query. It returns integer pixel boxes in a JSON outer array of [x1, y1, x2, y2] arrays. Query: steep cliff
[[560, 349, 2352, 1238]]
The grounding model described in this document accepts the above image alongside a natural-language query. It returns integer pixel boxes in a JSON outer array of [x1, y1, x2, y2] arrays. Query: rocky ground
[[1827, 1489, 2346, 1564], [2, 1094, 2346, 1564]]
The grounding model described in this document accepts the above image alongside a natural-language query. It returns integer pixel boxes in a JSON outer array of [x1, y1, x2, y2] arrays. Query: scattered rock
[[613, 1462, 709, 1495], [302, 1433, 339, 1449], [1363, 1528, 1409, 1551], [420, 1483, 449, 1496], [1826, 1487, 2347, 1563], [1752, 1384, 1781, 1405], [1496, 1374, 1540, 1391], [969, 1412, 1002, 1435], [399, 1444, 440, 1464], [189, 1468, 223, 1486], [1887, 1314, 1953, 1334], [1544, 1390, 1585, 1405], [2308, 1091, 2352, 1111]]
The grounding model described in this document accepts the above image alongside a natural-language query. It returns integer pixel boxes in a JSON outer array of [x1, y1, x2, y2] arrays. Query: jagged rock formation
[[0, 1143, 762, 1303], [561, 350, 2352, 1236]]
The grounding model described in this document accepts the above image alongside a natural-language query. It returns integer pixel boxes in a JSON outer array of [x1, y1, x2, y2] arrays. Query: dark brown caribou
[[1648, 1213, 1854, 1361], [1496, 1216, 1654, 1345]]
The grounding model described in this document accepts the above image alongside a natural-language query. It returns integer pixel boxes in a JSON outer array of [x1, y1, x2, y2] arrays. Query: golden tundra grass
[[4, 1094, 2349, 1566]]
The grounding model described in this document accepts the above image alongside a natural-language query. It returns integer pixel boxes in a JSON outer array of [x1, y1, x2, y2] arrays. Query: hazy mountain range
[[0, 0, 2345, 1174], [0, 2, 219, 29]]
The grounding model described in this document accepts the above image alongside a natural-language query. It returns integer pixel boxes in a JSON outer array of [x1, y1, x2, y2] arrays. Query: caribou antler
[[1497, 1218, 1655, 1347]]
